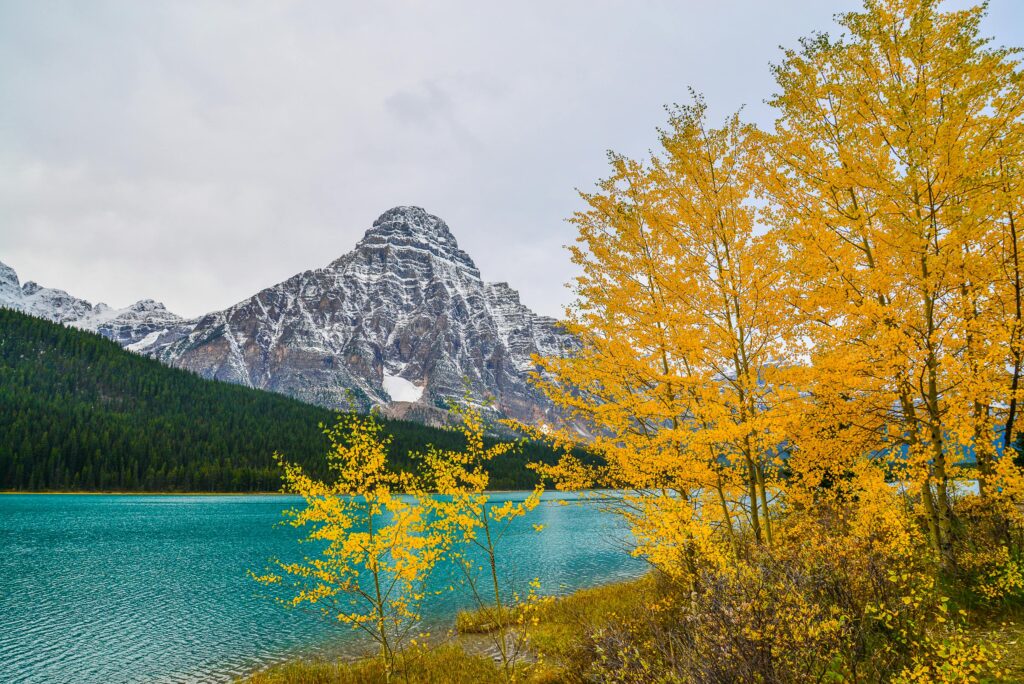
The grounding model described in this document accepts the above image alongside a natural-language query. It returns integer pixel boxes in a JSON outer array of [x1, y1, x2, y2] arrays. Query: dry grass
[[242, 644, 517, 684], [454, 574, 656, 668]]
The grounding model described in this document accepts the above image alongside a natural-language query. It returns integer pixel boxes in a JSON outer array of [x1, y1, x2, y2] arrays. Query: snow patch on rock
[[383, 373, 424, 403], [126, 329, 164, 352]]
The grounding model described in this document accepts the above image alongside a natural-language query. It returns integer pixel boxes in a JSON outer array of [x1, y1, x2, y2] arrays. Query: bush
[[554, 501, 1000, 684], [949, 497, 1024, 608]]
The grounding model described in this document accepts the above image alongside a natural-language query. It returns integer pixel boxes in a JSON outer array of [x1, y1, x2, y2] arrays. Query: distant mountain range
[[0, 207, 576, 427]]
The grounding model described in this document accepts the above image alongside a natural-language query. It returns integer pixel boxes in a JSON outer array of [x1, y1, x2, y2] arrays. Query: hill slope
[[0, 309, 563, 491]]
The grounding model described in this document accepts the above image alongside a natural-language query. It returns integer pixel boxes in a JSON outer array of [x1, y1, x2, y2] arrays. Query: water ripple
[[0, 494, 641, 683]]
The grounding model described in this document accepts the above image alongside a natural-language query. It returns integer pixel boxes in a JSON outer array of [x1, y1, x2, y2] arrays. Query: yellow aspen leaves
[[527, 1, 1023, 679], [253, 406, 547, 682], [251, 413, 444, 677], [766, 0, 1024, 568]]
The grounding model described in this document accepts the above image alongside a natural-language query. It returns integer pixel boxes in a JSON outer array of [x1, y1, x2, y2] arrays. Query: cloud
[[1, 0, 1020, 318], [386, 82, 453, 128]]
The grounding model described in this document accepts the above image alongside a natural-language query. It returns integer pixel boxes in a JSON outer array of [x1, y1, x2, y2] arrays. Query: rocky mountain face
[[1, 207, 577, 427]]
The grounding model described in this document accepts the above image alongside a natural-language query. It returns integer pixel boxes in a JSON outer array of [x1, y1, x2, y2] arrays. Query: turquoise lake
[[0, 493, 642, 683]]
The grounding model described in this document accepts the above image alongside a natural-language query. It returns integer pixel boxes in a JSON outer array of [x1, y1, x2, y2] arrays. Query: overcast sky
[[2, 1, 1022, 319]]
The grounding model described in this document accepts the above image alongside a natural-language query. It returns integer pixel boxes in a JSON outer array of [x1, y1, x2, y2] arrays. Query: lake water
[[0, 493, 642, 683]]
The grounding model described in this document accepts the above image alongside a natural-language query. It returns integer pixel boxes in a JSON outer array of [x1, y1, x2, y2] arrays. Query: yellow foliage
[[254, 404, 547, 683], [765, 0, 1024, 566], [251, 413, 446, 678], [533, 97, 799, 588], [894, 631, 1002, 684], [530, 1, 1024, 680], [418, 401, 545, 681]]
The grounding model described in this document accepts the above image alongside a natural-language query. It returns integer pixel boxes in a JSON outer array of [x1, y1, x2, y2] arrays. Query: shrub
[[561, 499, 1000, 683]]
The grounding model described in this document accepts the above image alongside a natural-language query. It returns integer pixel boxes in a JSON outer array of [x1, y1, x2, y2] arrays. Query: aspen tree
[[251, 414, 445, 680], [536, 99, 799, 577], [764, 0, 1024, 567]]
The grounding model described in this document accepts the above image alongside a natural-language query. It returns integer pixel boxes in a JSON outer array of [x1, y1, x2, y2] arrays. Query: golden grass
[[242, 645, 515, 684], [454, 574, 656, 668]]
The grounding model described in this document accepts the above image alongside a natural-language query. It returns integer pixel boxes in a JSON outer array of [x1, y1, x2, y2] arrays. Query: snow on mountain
[[0, 261, 24, 306], [82, 299, 193, 349], [0, 260, 191, 348], [144, 206, 578, 424], [383, 373, 424, 403], [2, 207, 577, 427]]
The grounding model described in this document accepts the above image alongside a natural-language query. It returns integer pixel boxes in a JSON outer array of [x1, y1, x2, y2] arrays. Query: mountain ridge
[[0, 206, 575, 427]]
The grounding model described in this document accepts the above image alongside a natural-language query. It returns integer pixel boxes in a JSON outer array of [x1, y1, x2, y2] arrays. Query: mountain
[[1, 207, 576, 427], [146, 207, 577, 424], [0, 259, 193, 348], [0, 308, 574, 491]]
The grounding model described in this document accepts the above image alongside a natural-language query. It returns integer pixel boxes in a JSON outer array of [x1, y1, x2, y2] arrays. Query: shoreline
[[0, 488, 552, 496], [241, 574, 652, 683], [239, 571, 1024, 684], [0, 490, 293, 496]]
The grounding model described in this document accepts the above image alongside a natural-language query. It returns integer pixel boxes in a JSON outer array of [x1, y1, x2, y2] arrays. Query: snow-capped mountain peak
[[148, 206, 576, 424], [351, 206, 476, 269], [2, 208, 576, 427]]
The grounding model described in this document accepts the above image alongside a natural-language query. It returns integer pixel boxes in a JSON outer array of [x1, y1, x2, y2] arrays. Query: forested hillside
[[0, 308, 563, 491]]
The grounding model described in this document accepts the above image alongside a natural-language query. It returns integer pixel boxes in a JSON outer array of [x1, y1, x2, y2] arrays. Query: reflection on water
[[0, 493, 642, 683]]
